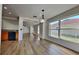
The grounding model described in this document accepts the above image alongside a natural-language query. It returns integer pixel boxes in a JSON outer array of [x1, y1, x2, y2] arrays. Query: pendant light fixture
[[40, 9, 45, 23]]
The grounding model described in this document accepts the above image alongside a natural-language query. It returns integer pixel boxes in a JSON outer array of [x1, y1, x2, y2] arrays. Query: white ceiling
[[7, 4, 78, 19], [3, 4, 78, 25]]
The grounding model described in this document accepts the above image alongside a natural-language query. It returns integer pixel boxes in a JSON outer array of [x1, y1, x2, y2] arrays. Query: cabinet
[[1, 31, 18, 41]]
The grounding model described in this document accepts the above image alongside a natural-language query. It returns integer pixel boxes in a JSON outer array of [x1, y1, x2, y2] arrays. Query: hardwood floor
[[1, 35, 79, 55]]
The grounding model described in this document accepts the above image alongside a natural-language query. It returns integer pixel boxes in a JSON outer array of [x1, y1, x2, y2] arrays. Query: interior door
[[8, 32, 16, 41]]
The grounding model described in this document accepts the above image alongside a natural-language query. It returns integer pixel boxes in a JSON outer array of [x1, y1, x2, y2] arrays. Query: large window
[[49, 15, 79, 43], [49, 21, 59, 38], [60, 15, 79, 43]]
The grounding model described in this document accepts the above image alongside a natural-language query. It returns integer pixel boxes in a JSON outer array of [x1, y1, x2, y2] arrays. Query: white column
[[30, 26, 33, 34], [0, 4, 2, 45], [42, 20, 46, 39], [37, 25, 40, 40], [38, 25, 40, 35], [19, 17, 24, 41], [30, 26, 34, 39]]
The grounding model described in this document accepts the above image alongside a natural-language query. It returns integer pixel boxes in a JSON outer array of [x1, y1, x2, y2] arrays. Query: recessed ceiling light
[[4, 6, 7, 10], [8, 12, 12, 14]]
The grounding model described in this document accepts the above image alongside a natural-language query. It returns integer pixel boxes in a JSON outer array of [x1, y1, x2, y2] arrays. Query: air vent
[[2, 16, 18, 21], [33, 16, 37, 18]]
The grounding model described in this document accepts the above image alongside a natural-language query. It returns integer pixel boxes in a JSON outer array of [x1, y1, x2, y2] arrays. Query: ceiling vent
[[2, 16, 18, 21]]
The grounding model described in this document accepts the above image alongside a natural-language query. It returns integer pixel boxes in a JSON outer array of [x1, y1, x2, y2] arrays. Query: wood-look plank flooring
[[1, 35, 79, 55]]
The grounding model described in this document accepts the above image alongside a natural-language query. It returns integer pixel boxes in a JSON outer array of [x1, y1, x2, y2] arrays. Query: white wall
[[2, 19, 18, 30], [2, 19, 29, 33], [30, 26, 34, 34], [0, 4, 2, 45], [29, 26, 34, 40], [42, 21, 47, 39], [23, 26, 29, 33], [19, 17, 24, 41]]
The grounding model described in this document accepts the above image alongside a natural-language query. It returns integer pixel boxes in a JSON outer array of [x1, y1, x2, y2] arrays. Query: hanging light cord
[[42, 9, 44, 19]]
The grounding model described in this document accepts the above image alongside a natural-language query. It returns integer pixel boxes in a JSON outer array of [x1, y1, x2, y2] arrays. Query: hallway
[[1, 34, 78, 55], [0, 4, 79, 55]]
